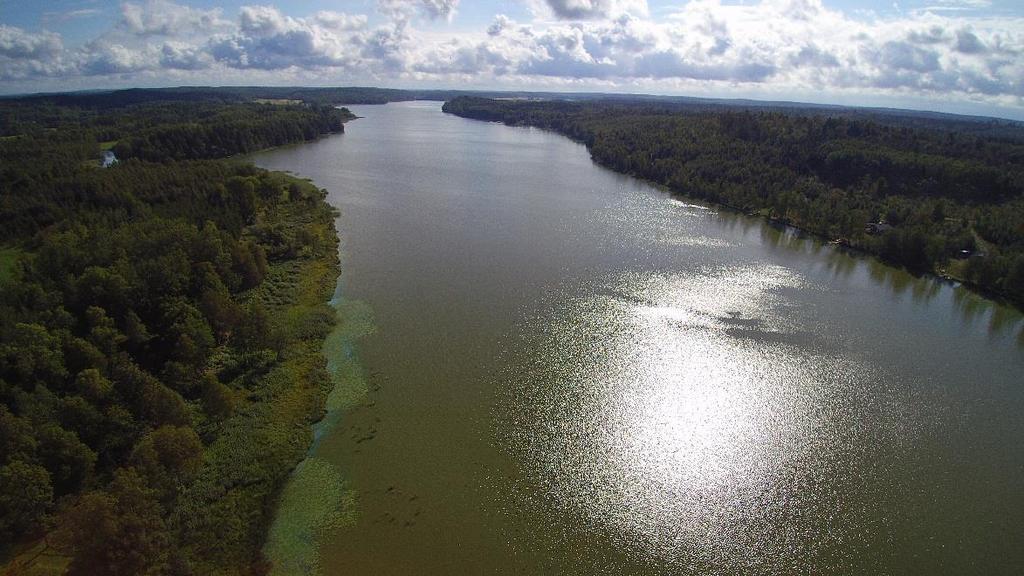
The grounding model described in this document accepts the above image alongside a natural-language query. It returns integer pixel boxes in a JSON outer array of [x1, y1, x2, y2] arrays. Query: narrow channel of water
[[254, 101, 1024, 575]]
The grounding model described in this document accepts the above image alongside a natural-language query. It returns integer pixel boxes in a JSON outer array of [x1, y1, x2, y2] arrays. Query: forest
[[443, 96, 1024, 306], [0, 95, 348, 574]]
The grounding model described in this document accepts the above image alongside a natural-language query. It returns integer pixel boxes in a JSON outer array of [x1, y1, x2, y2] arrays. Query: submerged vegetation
[[0, 95, 347, 573], [444, 97, 1024, 306]]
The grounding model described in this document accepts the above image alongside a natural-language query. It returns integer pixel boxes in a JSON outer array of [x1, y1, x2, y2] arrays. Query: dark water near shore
[[253, 101, 1024, 575]]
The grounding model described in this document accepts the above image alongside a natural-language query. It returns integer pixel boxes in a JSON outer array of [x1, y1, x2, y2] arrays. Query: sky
[[1, 0, 1022, 119]]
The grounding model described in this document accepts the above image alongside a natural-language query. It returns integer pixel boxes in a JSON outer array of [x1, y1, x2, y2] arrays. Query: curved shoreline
[[442, 103, 1024, 314]]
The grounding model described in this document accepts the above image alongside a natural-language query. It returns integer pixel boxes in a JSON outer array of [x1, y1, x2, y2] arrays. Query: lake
[[253, 101, 1024, 575]]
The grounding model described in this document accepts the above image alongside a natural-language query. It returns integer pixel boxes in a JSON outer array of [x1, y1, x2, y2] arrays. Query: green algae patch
[[323, 299, 375, 414], [263, 247, 376, 576], [264, 457, 356, 576]]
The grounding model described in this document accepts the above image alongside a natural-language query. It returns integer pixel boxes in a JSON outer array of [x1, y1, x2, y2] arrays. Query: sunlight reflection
[[511, 263, 863, 570]]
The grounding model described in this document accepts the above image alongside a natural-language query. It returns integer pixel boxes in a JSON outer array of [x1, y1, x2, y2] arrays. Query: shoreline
[[169, 169, 346, 574], [253, 162, 374, 576], [444, 108, 1023, 313]]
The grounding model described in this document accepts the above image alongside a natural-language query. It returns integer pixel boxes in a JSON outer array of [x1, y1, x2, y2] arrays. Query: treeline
[[1, 100, 349, 237], [0, 99, 349, 148], [443, 97, 1024, 305], [9, 86, 1022, 139], [1, 97, 344, 574], [112, 104, 347, 162], [1, 86, 417, 110]]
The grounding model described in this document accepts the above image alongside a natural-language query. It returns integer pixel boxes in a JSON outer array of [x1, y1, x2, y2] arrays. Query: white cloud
[[0, 0, 1021, 113], [119, 0, 228, 37], [538, 0, 649, 20], [0, 25, 70, 80], [160, 42, 213, 70], [419, 0, 460, 20], [0, 25, 63, 60], [378, 0, 460, 22], [488, 15, 515, 36], [209, 6, 366, 70], [954, 28, 986, 53], [78, 41, 156, 75], [313, 11, 369, 31], [41, 9, 102, 26]]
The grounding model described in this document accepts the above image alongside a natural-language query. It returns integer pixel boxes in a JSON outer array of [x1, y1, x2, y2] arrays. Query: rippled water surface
[[253, 102, 1024, 575]]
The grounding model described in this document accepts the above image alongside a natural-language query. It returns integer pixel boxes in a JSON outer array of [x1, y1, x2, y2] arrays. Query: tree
[[232, 241, 268, 290], [0, 405, 36, 464], [0, 323, 67, 390], [57, 468, 170, 576], [73, 368, 113, 403], [163, 300, 215, 367], [130, 426, 202, 503], [0, 460, 53, 539], [193, 262, 241, 338], [234, 301, 272, 351], [35, 424, 96, 495], [201, 374, 235, 421]]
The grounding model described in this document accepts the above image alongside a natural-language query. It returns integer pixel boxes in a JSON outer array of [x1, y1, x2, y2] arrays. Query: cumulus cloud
[[313, 11, 369, 31], [877, 40, 941, 73], [0, 25, 69, 80], [119, 0, 228, 36], [0, 0, 1022, 113], [378, 0, 460, 22], [488, 15, 515, 36], [955, 28, 986, 53], [160, 42, 212, 70], [789, 44, 840, 68], [0, 25, 63, 60], [78, 41, 157, 75], [419, 0, 460, 20], [353, 23, 410, 72], [540, 0, 648, 20], [907, 25, 950, 44], [208, 5, 368, 70]]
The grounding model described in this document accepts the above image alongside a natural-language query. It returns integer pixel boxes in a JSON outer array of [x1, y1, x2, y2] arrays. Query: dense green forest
[[444, 97, 1024, 306], [0, 96, 348, 574]]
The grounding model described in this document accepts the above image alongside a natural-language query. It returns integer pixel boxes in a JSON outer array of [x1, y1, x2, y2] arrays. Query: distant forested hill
[[0, 86, 416, 109], [0, 94, 347, 574], [444, 96, 1024, 306], [10, 86, 1019, 138]]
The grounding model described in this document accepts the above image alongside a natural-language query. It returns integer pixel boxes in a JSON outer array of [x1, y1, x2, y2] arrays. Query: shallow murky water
[[254, 101, 1024, 575]]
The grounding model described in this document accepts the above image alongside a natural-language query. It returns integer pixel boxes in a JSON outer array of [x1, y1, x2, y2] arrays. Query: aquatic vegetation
[[264, 278, 376, 575]]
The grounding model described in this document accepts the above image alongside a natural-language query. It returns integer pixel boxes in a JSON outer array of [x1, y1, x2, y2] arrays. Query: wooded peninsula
[[1, 94, 349, 574]]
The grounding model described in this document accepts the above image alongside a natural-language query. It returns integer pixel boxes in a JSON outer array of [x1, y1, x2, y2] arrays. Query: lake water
[[253, 101, 1024, 575]]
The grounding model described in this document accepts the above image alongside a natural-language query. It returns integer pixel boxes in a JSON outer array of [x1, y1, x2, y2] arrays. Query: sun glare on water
[[509, 264, 870, 570]]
